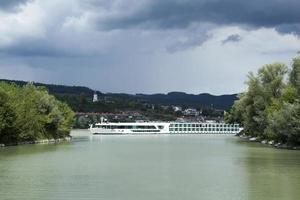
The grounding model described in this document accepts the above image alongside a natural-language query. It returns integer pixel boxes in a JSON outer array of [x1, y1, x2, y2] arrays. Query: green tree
[[226, 63, 288, 139], [290, 54, 300, 96], [0, 88, 18, 143], [0, 82, 75, 144]]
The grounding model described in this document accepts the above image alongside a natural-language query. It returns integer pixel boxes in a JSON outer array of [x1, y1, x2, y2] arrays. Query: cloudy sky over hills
[[0, 0, 300, 94]]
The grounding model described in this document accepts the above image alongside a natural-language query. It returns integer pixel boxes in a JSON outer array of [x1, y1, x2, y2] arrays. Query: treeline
[[1, 79, 236, 112], [56, 93, 146, 113], [226, 54, 300, 146], [0, 82, 75, 145], [0, 79, 95, 96]]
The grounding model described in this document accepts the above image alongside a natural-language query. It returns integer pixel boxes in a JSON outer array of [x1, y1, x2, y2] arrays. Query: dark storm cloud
[[0, 0, 29, 11], [1, 0, 300, 58], [166, 33, 211, 53], [222, 34, 241, 45], [276, 23, 300, 35], [99, 0, 300, 34], [0, 43, 66, 57]]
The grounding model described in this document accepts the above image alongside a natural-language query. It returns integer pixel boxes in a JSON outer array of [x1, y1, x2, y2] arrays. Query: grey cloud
[[222, 34, 241, 45], [1, 0, 300, 58], [276, 23, 300, 35], [97, 0, 300, 34], [166, 33, 211, 53], [0, 0, 30, 11], [0, 38, 77, 57]]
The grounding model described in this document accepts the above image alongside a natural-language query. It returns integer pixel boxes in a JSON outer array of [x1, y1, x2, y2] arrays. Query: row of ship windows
[[170, 124, 239, 128], [169, 128, 239, 132], [94, 125, 157, 129], [131, 130, 160, 132]]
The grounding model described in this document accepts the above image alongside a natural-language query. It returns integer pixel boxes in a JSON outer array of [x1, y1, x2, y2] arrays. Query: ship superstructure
[[89, 121, 242, 135]]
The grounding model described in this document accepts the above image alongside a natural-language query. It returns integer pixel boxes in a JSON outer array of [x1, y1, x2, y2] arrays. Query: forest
[[0, 83, 74, 145], [226, 54, 300, 146]]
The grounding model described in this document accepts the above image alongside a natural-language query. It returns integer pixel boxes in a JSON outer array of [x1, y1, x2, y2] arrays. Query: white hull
[[89, 122, 242, 135]]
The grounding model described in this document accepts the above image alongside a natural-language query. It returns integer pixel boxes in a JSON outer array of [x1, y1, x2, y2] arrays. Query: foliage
[[1, 79, 236, 113], [226, 55, 300, 146], [0, 82, 74, 145]]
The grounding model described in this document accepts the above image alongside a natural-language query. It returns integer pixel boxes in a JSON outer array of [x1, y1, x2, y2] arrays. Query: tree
[[227, 63, 288, 138], [290, 54, 300, 96], [0, 82, 75, 144], [266, 103, 300, 145], [0, 88, 18, 143]]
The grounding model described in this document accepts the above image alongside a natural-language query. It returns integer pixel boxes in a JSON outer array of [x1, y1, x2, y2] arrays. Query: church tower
[[93, 91, 98, 102]]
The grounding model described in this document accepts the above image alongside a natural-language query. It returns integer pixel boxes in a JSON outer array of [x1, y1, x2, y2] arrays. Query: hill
[[134, 92, 237, 110], [0, 79, 96, 96], [0, 79, 237, 111]]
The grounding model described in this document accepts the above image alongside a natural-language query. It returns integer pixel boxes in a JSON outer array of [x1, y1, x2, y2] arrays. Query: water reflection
[[236, 142, 300, 200], [1, 130, 300, 200]]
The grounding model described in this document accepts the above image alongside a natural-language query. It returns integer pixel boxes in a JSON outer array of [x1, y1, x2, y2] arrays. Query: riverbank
[[0, 136, 72, 148], [238, 134, 300, 150]]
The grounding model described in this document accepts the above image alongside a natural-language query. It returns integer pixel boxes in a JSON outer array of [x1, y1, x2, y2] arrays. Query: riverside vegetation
[[0, 83, 74, 146], [0, 79, 233, 126], [226, 54, 300, 147]]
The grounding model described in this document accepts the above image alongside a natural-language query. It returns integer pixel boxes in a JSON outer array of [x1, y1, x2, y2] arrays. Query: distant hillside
[[0, 79, 97, 96], [0, 79, 237, 110], [135, 92, 237, 110]]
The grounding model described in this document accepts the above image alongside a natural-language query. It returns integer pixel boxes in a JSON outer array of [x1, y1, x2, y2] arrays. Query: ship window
[[134, 126, 156, 129], [158, 126, 164, 129]]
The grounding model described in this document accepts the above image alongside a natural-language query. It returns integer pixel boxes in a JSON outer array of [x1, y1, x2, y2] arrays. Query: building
[[183, 108, 199, 116], [172, 106, 182, 112], [93, 92, 98, 102]]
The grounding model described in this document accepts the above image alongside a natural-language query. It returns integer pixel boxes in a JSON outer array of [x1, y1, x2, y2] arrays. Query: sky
[[0, 0, 300, 95]]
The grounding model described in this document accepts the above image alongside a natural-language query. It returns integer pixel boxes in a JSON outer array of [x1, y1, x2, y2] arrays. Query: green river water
[[1, 129, 300, 200]]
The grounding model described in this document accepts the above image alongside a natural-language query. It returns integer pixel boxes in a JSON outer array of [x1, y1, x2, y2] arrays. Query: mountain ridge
[[0, 79, 238, 110]]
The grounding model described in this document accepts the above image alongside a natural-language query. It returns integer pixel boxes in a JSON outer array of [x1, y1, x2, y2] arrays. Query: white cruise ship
[[89, 121, 242, 135]]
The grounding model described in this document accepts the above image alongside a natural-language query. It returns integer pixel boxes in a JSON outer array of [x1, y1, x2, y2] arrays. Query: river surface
[[1, 130, 300, 200]]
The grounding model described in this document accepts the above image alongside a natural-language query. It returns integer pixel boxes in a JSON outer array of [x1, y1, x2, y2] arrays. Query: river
[[0, 129, 300, 200]]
